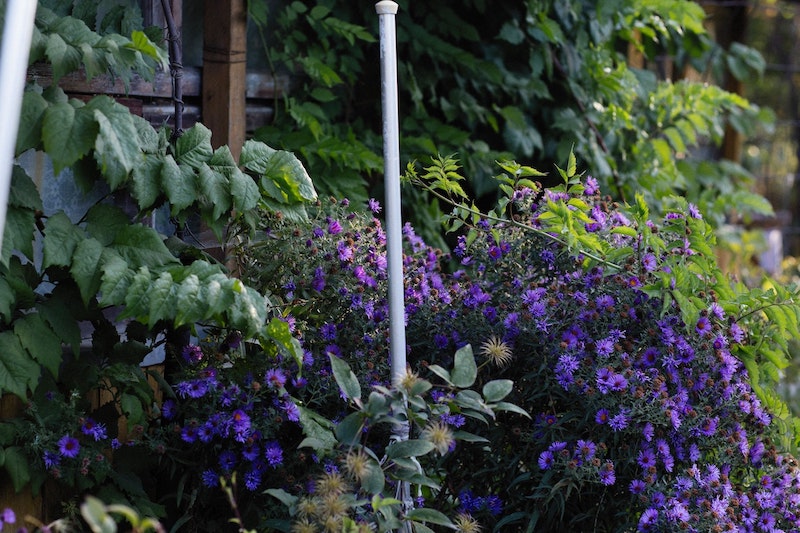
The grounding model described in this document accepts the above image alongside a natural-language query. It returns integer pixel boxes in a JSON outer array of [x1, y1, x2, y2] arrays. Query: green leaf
[[334, 411, 364, 446], [2, 446, 31, 493], [85, 204, 132, 246], [297, 404, 337, 450], [0, 331, 40, 399], [450, 344, 477, 388], [90, 96, 141, 189], [329, 354, 361, 402], [70, 238, 105, 305], [147, 271, 176, 327], [240, 140, 317, 202], [230, 286, 268, 336], [131, 154, 162, 209], [175, 123, 214, 168], [109, 224, 179, 268], [14, 314, 62, 378], [120, 392, 144, 427], [405, 508, 454, 528], [174, 273, 203, 325], [42, 102, 98, 174], [45, 33, 83, 82], [2, 206, 35, 266], [16, 91, 49, 154], [482, 379, 513, 403], [43, 212, 84, 269], [126, 30, 168, 71], [197, 163, 231, 220], [267, 317, 302, 366], [265, 488, 298, 509], [0, 278, 13, 322], [361, 459, 385, 494], [161, 155, 197, 212], [386, 439, 435, 459], [228, 167, 259, 213]]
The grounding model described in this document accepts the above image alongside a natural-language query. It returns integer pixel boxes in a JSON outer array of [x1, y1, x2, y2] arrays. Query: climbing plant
[[249, 0, 774, 248]]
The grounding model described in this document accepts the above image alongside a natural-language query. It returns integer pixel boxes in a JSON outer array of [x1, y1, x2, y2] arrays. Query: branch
[[160, 0, 184, 141]]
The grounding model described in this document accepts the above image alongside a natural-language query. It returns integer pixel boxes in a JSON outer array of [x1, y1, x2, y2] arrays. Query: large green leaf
[[161, 155, 197, 212], [70, 237, 105, 305], [42, 101, 98, 174], [131, 156, 162, 210], [98, 253, 134, 307], [197, 163, 231, 220], [45, 33, 83, 82], [0, 278, 13, 323], [385, 439, 435, 459], [0, 331, 40, 399], [174, 273, 204, 325], [109, 224, 179, 268], [175, 123, 214, 168], [85, 204, 133, 246], [145, 271, 175, 328], [329, 354, 361, 402], [14, 314, 62, 378], [2, 446, 31, 493], [42, 212, 85, 269], [89, 96, 141, 189], [16, 91, 49, 155], [37, 297, 82, 357], [450, 344, 477, 388], [1, 206, 35, 266], [239, 140, 317, 202]]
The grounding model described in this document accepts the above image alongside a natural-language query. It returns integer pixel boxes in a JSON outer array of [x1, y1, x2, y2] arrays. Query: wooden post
[[202, 0, 247, 159]]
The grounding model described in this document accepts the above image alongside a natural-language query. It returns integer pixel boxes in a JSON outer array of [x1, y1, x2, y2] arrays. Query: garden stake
[[376, 1, 414, 528], [0, 0, 36, 252]]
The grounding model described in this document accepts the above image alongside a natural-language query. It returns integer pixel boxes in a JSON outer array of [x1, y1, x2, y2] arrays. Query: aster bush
[[232, 154, 800, 532]]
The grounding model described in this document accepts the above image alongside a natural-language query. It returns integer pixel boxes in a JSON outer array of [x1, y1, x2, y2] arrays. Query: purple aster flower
[[595, 408, 610, 425], [688, 203, 702, 219], [695, 316, 712, 337], [599, 462, 616, 485], [629, 479, 647, 495], [182, 344, 204, 364], [368, 198, 382, 213], [538, 450, 555, 470], [642, 422, 654, 442], [642, 253, 657, 272], [231, 409, 251, 439], [487, 245, 503, 261], [336, 240, 353, 261], [485, 494, 503, 516], [0, 508, 15, 528], [58, 435, 80, 458], [81, 418, 107, 441], [637, 508, 659, 532], [698, 416, 718, 437], [282, 398, 301, 422], [265, 442, 283, 467], [584, 176, 599, 195], [201, 469, 219, 487], [609, 409, 630, 431], [327, 218, 342, 235], [637, 448, 657, 470], [161, 399, 176, 420], [244, 468, 262, 491], [265, 368, 287, 389], [217, 450, 236, 472], [575, 440, 596, 461], [312, 274, 327, 293], [729, 322, 745, 343], [43, 450, 60, 469]]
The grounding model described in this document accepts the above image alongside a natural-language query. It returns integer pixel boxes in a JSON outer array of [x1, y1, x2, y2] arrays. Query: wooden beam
[[202, 0, 247, 159]]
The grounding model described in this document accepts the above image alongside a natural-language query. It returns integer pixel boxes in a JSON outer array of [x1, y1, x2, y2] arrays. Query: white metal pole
[[0, 0, 37, 253], [376, 0, 406, 388], [376, 2, 414, 528]]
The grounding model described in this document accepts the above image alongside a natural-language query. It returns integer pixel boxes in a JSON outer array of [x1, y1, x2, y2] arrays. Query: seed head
[[479, 336, 513, 367], [422, 421, 455, 455]]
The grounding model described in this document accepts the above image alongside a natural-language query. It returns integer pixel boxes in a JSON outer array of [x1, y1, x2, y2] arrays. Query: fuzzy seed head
[[316, 471, 350, 498], [291, 518, 318, 533], [453, 513, 482, 533], [343, 450, 372, 482], [422, 421, 455, 455], [479, 336, 513, 367]]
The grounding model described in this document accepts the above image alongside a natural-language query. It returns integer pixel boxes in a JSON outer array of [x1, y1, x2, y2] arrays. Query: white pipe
[[0, 0, 37, 253], [376, 0, 406, 389], [376, 2, 414, 528]]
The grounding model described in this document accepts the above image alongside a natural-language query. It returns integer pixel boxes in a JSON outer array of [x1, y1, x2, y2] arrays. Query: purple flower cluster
[[238, 189, 800, 530], [155, 344, 303, 494]]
